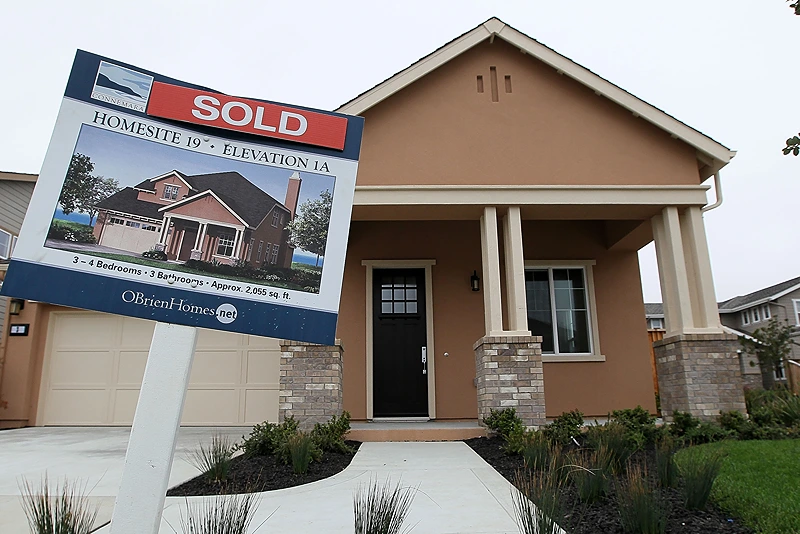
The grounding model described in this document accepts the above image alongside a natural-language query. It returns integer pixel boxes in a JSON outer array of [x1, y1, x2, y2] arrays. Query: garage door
[[40, 312, 280, 425]]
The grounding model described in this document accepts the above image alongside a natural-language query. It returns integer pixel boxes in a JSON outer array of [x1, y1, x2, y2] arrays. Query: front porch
[[277, 185, 746, 429], [156, 215, 248, 265]]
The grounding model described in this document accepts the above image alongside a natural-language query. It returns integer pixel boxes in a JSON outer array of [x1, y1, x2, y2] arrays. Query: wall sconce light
[[9, 298, 25, 316], [470, 270, 481, 292]]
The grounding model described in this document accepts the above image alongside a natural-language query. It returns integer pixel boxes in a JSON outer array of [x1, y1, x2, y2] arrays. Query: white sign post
[[110, 322, 198, 534]]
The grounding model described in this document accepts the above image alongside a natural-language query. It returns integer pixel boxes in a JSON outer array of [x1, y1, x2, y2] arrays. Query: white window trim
[[762, 304, 771, 320], [793, 300, 800, 327], [162, 184, 181, 200], [752, 306, 761, 323], [742, 310, 750, 326], [215, 232, 236, 257], [650, 318, 664, 330], [524, 260, 604, 363], [775, 359, 786, 381], [0, 228, 13, 259]]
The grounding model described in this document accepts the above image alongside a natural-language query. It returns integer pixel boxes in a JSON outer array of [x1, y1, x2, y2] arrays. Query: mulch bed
[[465, 436, 754, 534], [167, 441, 361, 496]]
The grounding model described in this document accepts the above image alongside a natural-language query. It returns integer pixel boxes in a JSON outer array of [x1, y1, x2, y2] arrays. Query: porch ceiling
[[350, 204, 664, 221]]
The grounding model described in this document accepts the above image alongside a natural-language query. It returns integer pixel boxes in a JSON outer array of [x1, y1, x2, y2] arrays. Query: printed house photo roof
[[103, 171, 289, 227]]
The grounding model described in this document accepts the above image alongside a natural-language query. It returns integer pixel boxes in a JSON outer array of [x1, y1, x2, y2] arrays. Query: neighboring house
[[647, 276, 800, 389], [1, 18, 742, 429], [0, 171, 36, 348], [93, 170, 301, 268]]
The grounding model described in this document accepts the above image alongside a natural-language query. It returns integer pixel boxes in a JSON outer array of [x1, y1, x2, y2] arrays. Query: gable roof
[[336, 18, 735, 180], [718, 276, 800, 313], [103, 171, 288, 228], [644, 303, 664, 318], [96, 187, 164, 220], [0, 171, 37, 183], [159, 189, 249, 227]]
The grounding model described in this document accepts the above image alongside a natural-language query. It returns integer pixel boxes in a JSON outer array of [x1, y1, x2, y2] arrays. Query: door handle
[[421, 347, 427, 375]]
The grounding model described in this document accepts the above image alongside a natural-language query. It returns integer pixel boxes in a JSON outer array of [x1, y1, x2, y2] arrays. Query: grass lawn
[[677, 439, 800, 534], [84, 252, 316, 292]]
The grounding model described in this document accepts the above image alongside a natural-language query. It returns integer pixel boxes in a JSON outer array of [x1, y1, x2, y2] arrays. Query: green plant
[[20, 476, 99, 534], [353, 478, 416, 534], [142, 249, 168, 260], [569, 446, 611, 504], [611, 405, 660, 445], [684, 421, 733, 445], [519, 430, 550, 471], [47, 220, 97, 243], [585, 422, 635, 474], [616, 463, 667, 534], [483, 408, 524, 439], [679, 447, 725, 510], [740, 319, 794, 389], [654, 436, 678, 488], [286, 431, 317, 474], [669, 410, 700, 438], [189, 434, 233, 483], [776, 395, 800, 426], [312, 411, 354, 453], [511, 458, 565, 534], [180, 492, 259, 534], [236, 417, 299, 457], [718, 410, 748, 433], [543, 409, 584, 445]]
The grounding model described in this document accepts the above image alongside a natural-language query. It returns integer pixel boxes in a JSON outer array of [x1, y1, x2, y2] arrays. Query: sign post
[[0, 51, 364, 532], [111, 323, 197, 534]]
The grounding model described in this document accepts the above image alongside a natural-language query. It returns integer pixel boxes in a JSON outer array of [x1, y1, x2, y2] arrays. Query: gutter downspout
[[701, 171, 723, 212]]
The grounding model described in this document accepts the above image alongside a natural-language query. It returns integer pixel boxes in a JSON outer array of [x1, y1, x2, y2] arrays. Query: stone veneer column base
[[473, 335, 545, 428], [279, 339, 343, 429], [654, 333, 746, 421]]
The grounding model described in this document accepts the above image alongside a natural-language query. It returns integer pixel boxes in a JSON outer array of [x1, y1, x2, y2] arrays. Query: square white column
[[652, 206, 694, 336], [502, 207, 531, 335], [680, 206, 722, 331], [480, 207, 504, 336]]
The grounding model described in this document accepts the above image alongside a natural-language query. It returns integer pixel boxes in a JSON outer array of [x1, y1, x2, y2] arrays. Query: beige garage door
[[40, 312, 280, 425]]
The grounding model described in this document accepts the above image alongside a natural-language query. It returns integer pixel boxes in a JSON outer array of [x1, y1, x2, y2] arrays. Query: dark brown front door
[[373, 269, 428, 417]]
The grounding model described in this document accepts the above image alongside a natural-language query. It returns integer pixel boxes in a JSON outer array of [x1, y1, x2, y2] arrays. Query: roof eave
[[336, 17, 734, 176]]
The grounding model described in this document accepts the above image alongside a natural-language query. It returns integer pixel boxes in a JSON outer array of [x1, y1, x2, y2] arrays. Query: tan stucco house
[[0, 18, 746, 429]]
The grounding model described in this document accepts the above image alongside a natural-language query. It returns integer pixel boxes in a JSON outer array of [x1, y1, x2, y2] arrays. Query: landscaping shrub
[[353, 478, 416, 534], [142, 249, 167, 260], [669, 410, 700, 438], [542, 409, 584, 445], [654, 436, 678, 488], [189, 434, 233, 483], [616, 463, 667, 534], [47, 220, 96, 244], [483, 407, 524, 439], [182, 259, 321, 289], [512, 459, 565, 534], [610, 405, 661, 445], [518, 430, 550, 470], [679, 447, 725, 510], [776, 394, 800, 426], [286, 432, 317, 474], [237, 417, 299, 457], [569, 446, 611, 504], [180, 492, 258, 534], [312, 411, 354, 453], [20, 476, 99, 534], [684, 421, 733, 444], [585, 422, 636, 474]]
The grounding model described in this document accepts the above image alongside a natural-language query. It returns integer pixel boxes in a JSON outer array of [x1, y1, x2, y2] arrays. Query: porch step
[[347, 420, 486, 442]]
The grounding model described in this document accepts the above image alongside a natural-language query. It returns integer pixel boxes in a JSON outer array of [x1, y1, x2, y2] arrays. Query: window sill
[[542, 354, 606, 363]]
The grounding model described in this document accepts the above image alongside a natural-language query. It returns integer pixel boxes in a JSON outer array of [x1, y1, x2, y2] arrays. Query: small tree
[[740, 317, 794, 389], [58, 154, 119, 225], [81, 176, 120, 226], [286, 189, 332, 266]]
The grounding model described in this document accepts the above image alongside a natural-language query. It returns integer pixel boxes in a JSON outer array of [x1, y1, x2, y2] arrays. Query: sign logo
[[146, 82, 348, 150], [215, 303, 238, 324], [91, 61, 153, 112], [120, 290, 237, 325]]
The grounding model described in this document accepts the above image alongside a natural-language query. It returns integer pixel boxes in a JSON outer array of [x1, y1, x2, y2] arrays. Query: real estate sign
[[0, 51, 363, 344]]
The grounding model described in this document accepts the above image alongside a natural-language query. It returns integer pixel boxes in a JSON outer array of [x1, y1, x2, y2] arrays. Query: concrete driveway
[[0, 426, 247, 533]]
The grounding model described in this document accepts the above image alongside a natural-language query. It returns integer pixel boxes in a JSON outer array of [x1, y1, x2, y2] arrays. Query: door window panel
[[380, 275, 420, 315]]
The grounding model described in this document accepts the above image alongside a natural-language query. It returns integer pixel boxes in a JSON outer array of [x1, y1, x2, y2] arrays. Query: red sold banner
[[146, 82, 348, 150]]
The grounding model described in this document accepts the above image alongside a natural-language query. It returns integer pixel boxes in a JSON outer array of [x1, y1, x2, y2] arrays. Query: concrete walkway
[[1, 428, 523, 533]]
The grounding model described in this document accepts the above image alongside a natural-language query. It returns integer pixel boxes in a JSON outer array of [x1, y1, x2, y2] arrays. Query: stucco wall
[[337, 219, 656, 421], [356, 38, 700, 188]]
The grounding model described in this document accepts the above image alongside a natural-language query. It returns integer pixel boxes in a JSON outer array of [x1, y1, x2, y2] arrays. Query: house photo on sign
[[1, 50, 364, 344]]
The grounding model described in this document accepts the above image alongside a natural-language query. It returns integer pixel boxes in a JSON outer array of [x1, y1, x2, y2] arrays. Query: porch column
[[652, 206, 694, 336], [193, 223, 206, 250], [680, 207, 722, 331], [502, 207, 531, 335], [234, 228, 244, 260], [480, 207, 503, 336], [157, 216, 171, 247]]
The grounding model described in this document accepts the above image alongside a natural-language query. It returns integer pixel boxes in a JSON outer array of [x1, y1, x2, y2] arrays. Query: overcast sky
[[2, 1, 797, 303]]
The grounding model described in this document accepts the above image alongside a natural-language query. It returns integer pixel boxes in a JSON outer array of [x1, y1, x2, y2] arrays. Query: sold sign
[[146, 82, 348, 150]]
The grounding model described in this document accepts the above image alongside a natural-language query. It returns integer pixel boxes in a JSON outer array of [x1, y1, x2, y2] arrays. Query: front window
[[763, 305, 771, 320], [794, 300, 800, 326], [775, 360, 786, 381], [649, 318, 664, 330], [216, 233, 235, 256], [752, 307, 760, 323], [525, 267, 591, 354], [0, 229, 12, 259], [742, 311, 750, 326], [272, 211, 280, 227], [257, 241, 264, 262], [271, 244, 279, 264], [247, 238, 254, 261], [162, 184, 180, 200]]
